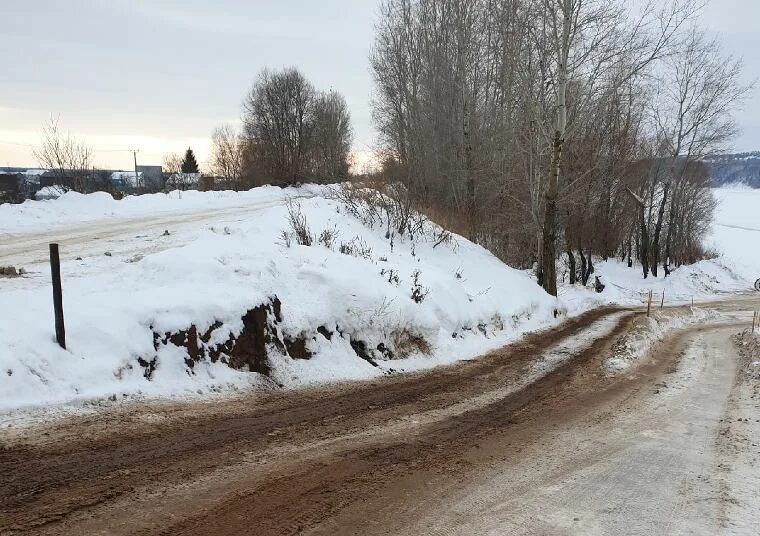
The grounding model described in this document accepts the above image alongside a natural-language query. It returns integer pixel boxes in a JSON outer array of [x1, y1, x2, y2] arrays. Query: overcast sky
[[0, 0, 757, 170]]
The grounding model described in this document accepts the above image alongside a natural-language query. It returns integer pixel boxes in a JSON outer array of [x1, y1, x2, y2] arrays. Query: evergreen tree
[[181, 147, 199, 174]]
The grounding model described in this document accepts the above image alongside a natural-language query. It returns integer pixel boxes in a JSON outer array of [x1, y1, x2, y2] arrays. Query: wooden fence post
[[50, 243, 66, 349], [647, 290, 652, 317], [660, 290, 665, 310]]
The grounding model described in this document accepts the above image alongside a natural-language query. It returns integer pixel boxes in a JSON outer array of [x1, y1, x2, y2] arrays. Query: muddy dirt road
[[1, 298, 759, 535]]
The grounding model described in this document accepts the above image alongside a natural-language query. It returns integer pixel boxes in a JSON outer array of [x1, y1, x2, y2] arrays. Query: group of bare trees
[[34, 117, 95, 193], [370, 0, 750, 294], [210, 68, 353, 189]]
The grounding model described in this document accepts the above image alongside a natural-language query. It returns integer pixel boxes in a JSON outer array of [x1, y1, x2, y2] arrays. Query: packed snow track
[[1, 297, 759, 535]]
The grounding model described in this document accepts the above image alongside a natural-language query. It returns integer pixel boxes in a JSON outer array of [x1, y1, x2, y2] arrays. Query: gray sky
[[0, 0, 757, 170]]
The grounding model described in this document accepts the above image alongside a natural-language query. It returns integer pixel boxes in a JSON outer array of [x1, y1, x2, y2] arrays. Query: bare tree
[[162, 152, 182, 175], [533, 0, 698, 295], [34, 117, 93, 193], [311, 90, 354, 182], [650, 28, 751, 275], [211, 124, 244, 190], [241, 68, 316, 185], [369, 0, 741, 290]]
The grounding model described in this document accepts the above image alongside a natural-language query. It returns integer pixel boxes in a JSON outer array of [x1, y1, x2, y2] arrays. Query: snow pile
[[604, 307, 717, 373], [734, 330, 760, 379], [0, 185, 557, 411], [1, 185, 316, 233], [34, 185, 67, 201], [559, 257, 747, 313]]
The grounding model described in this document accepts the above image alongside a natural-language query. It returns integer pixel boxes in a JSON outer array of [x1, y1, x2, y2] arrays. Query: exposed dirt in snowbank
[[1, 297, 758, 535]]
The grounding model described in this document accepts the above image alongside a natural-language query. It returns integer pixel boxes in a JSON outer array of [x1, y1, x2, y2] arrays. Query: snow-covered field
[[0, 184, 757, 413]]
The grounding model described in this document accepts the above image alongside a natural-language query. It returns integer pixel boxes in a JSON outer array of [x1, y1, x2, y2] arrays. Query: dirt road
[[0, 197, 299, 270], [1, 298, 758, 535]]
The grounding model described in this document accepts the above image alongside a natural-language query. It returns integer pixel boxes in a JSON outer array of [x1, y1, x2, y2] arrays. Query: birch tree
[[534, 0, 697, 295], [650, 28, 750, 275]]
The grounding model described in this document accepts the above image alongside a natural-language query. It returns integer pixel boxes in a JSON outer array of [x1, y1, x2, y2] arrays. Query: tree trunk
[[541, 132, 562, 297], [579, 244, 587, 285], [567, 248, 576, 285], [651, 181, 669, 278], [540, 1, 570, 298], [639, 201, 649, 278], [464, 106, 476, 237], [664, 183, 678, 277]]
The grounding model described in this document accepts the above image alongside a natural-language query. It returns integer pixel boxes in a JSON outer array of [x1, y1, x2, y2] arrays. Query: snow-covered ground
[[559, 185, 760, 311], [710, 186, 760, 284], [0, 185, 558, 412], [0, 183, 757, 413]]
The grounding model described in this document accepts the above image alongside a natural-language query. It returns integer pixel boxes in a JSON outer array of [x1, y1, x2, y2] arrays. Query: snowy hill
[[0, 185, 557, 411]]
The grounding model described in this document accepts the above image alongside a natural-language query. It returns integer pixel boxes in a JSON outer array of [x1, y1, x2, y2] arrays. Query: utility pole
[[132, 149, 140, 189]]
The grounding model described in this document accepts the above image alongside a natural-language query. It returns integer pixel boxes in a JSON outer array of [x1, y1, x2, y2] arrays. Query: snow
[[558, 186, 760, 312], [0, 185, 557, 412], [2, 186, 300, 233], [709, 186, 760, 284], [0, 183, 757, 414], [33, 185, 67, 201]]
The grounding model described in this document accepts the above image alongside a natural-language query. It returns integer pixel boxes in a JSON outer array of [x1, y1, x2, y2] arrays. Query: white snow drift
[[0, 185, 556, 411]]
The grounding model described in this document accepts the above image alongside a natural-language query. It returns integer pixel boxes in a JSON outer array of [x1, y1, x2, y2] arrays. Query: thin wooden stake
[[647, 290, 652, 317], [660, 290, 665, 310], [50, 243, 66, 349]]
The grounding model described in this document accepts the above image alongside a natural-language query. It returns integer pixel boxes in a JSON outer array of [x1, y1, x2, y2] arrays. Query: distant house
[[136, 165, 163, 190], [0, 172, 43, 203], [0, 174, 24, 203], [39, 171, 76, 190]]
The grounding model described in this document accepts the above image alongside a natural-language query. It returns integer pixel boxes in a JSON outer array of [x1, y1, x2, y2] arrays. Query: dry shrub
[[331, 180, 452, 247], [318, 227, 337, 249], [286, 200, 313, 246], [392, 329, 431, 357], [339, 235, 373, 259], [410, 269, 429, 303]]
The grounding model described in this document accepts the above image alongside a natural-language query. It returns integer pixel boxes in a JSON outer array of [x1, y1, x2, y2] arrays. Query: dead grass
[[392, 329, 431, 358]]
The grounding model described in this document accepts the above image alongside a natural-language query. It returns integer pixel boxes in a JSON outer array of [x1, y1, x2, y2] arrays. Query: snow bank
[[1, 185, 315, 234], [0, 186, 557, 411], [604, 307, 718, 373]]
